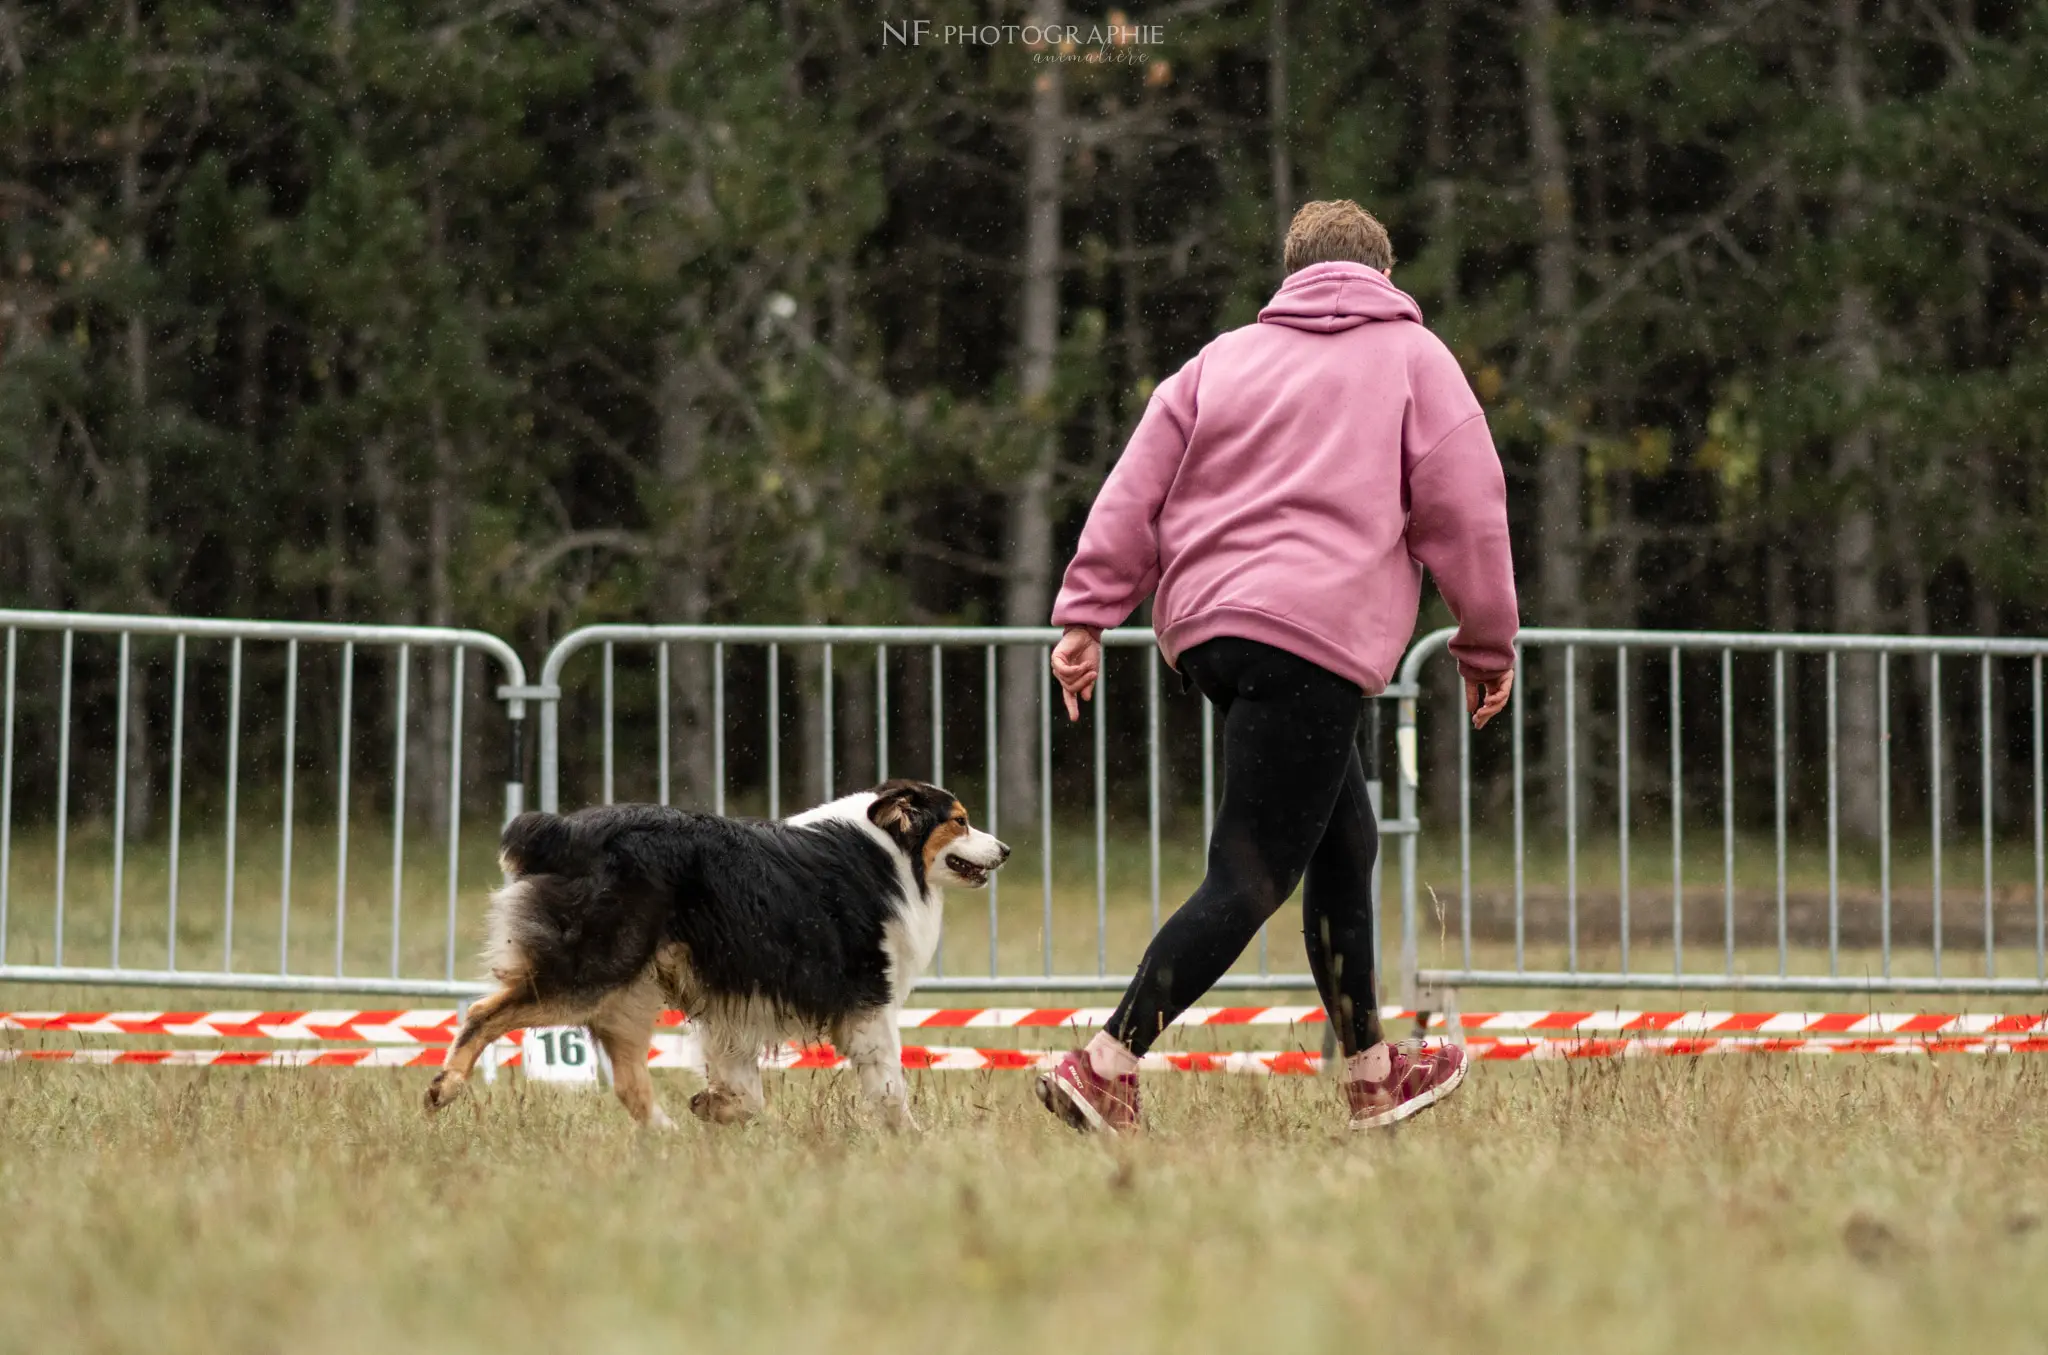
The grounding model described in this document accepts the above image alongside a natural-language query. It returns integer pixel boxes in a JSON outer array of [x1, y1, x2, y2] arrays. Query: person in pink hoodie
[[1036, 200, 1518, 1134]]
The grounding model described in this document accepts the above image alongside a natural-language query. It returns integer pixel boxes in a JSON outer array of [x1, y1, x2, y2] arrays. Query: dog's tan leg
[[590, 976, 672, 1130], [842, 1008, 917, 1132], [425, 987, 561, 1113]]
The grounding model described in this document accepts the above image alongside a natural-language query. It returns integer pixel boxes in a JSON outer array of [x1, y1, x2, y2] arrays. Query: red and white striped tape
[[8, 1033, 2048, 1074], [7, 1006, 2046, 1042]]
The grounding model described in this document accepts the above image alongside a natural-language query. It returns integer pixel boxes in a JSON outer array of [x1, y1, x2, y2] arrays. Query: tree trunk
[[1000, 0, 1064, 826], [1268, 0, 1292, 255], [119, 0, 154, 838], [1962, 219, 2007, 825], [1523, 0, 1583, 823], [1422, 0, 1466, 818], [414, 395, 457, 835], [655, 330, 719, 807], [1831, 0, 1883, 841]]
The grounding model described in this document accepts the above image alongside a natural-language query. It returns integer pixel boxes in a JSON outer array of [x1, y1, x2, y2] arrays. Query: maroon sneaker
[[1037, 1048, 1141, 1134], [1347, 1040, 1467, 1130]]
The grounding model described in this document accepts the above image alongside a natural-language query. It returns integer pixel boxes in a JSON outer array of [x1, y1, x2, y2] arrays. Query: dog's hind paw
[[423, 1072, 464, 1114], [688, 1086, 757, 1126]]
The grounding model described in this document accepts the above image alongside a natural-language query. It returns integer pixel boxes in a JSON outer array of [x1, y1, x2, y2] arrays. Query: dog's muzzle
[[944, 834, 1011, 888]]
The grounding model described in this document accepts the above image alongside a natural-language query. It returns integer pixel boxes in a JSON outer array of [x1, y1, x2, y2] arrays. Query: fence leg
[[504, 712, 527, 825], [1398, 695, 1420, 1009]]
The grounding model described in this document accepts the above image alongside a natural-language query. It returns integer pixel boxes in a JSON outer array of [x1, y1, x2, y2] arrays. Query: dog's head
[[866, 779, 1010, 891]]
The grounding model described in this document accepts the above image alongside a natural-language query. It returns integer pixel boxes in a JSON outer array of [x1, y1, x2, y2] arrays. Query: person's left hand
[[1050, 626, 1101, 721], [1466, 668, 1514, 730]]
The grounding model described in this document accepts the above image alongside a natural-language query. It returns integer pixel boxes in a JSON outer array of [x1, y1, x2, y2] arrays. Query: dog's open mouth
[[944, 854, 992, 886]]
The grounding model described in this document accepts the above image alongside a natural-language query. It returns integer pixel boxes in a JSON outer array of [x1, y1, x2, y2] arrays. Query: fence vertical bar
[[875, 645, 889, 782], [936, 647, 950, 977], [602, 642, 615, 805], [1397, 693, 1419, 1004], [54, 629, 71, 965], [932, 645, 945, 783], [1146, 649, 1161, 934], [1932, 654, 1943, 978], [1880, 654, 1892, 978], [1095, 655, 1108, 977], [169, 636, 186, 969], [1040, 651, 1054, 976], [1459, 680, 1472, 971], [822, 643, 835, 800], [336, 642, 354, 976], [1773, 650, 1786, 977], [1721, 648, 1734, 976], [985, 644, 999, 976], [1202, 699, 1215, 847], [1513, 644, 1525, 973], [1367, 698, 1384, 994], [0, 629, 12, 965], [390, 644, 410, 977], [2033, 655, 2042, 981], [280, 639, 298, 975], [1982, 655, 1995, 978], [1618, 647, 1630, 975], [768, 643, 780, 820], [657, 643, 670, 807], [112, 633, 129, 967], [444, 647, 465, 982], [1565, 644, 1577, 972], [712, 643, 725, 816], [1670, 648, 1682, 976], [1826, 652, 1839, 978], [223, 636, 242, 972]]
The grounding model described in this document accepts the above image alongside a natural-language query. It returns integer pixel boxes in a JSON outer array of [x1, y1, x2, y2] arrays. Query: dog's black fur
[[425, 779, 1005, 1130], [493, 795, 941, 1026]]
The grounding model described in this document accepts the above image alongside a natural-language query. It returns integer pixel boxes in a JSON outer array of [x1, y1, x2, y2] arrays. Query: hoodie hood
[[1256, 260, 1423, 333]]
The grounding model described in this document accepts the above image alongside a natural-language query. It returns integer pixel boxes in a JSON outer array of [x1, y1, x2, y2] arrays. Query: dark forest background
[[1, 0, 2044, 837]]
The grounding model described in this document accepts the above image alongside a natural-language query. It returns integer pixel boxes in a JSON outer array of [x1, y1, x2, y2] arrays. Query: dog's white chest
[[884, 891, 945, 991]]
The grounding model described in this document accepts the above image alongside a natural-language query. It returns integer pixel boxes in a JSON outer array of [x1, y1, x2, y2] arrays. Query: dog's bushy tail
[[499, 810, 589, 879], [485, 809, 668, 996]]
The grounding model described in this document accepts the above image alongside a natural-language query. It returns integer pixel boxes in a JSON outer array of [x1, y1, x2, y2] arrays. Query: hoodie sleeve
[[1403, 348, 1520, 680], [1050, 353, 1203, 630]]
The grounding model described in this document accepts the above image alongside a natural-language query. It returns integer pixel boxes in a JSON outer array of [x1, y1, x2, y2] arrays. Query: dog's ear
[[868, 783, 919, 835]]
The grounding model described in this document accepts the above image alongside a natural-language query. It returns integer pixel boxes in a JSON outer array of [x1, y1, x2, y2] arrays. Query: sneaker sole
[[1349, 1054, 1468, 1131], [1036, 1068, 1116, 1134]]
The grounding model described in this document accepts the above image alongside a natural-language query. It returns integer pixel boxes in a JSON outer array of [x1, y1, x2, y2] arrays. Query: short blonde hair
[[1283, 200, 1394, 274]]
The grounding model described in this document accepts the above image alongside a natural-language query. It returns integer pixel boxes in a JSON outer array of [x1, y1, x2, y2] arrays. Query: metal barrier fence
[[532, 624, 1416, 993], [4, 611, 2042, 1008], [1396, 627, 2048, 1000], [0, 610, 528, 997]]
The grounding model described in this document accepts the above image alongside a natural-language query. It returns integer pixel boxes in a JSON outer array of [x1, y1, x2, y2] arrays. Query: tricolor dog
[[423, 780, 1009, 1130]]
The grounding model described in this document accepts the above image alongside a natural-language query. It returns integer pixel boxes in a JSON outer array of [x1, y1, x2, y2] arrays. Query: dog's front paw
[[423, 1071, 464, 1114]]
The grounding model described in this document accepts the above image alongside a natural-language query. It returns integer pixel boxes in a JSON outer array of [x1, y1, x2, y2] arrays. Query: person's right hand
[[1466, 668, 1514, 730], [1050, 626, 1101, 721]]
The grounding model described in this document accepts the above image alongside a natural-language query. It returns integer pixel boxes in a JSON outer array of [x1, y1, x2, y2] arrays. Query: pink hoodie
[[1051, 261, 1519, 691]]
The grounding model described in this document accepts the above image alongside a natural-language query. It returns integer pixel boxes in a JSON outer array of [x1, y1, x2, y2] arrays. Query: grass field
[[5, 814, 2048, 1353], [5, 1057, 2048, 1354]]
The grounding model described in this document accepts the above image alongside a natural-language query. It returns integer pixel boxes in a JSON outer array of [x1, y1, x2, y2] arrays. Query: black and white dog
[[423, 780, 1009, 1131]]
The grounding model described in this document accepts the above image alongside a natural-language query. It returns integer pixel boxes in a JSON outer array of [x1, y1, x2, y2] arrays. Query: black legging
[[1108, 637, 1386, 1058]]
